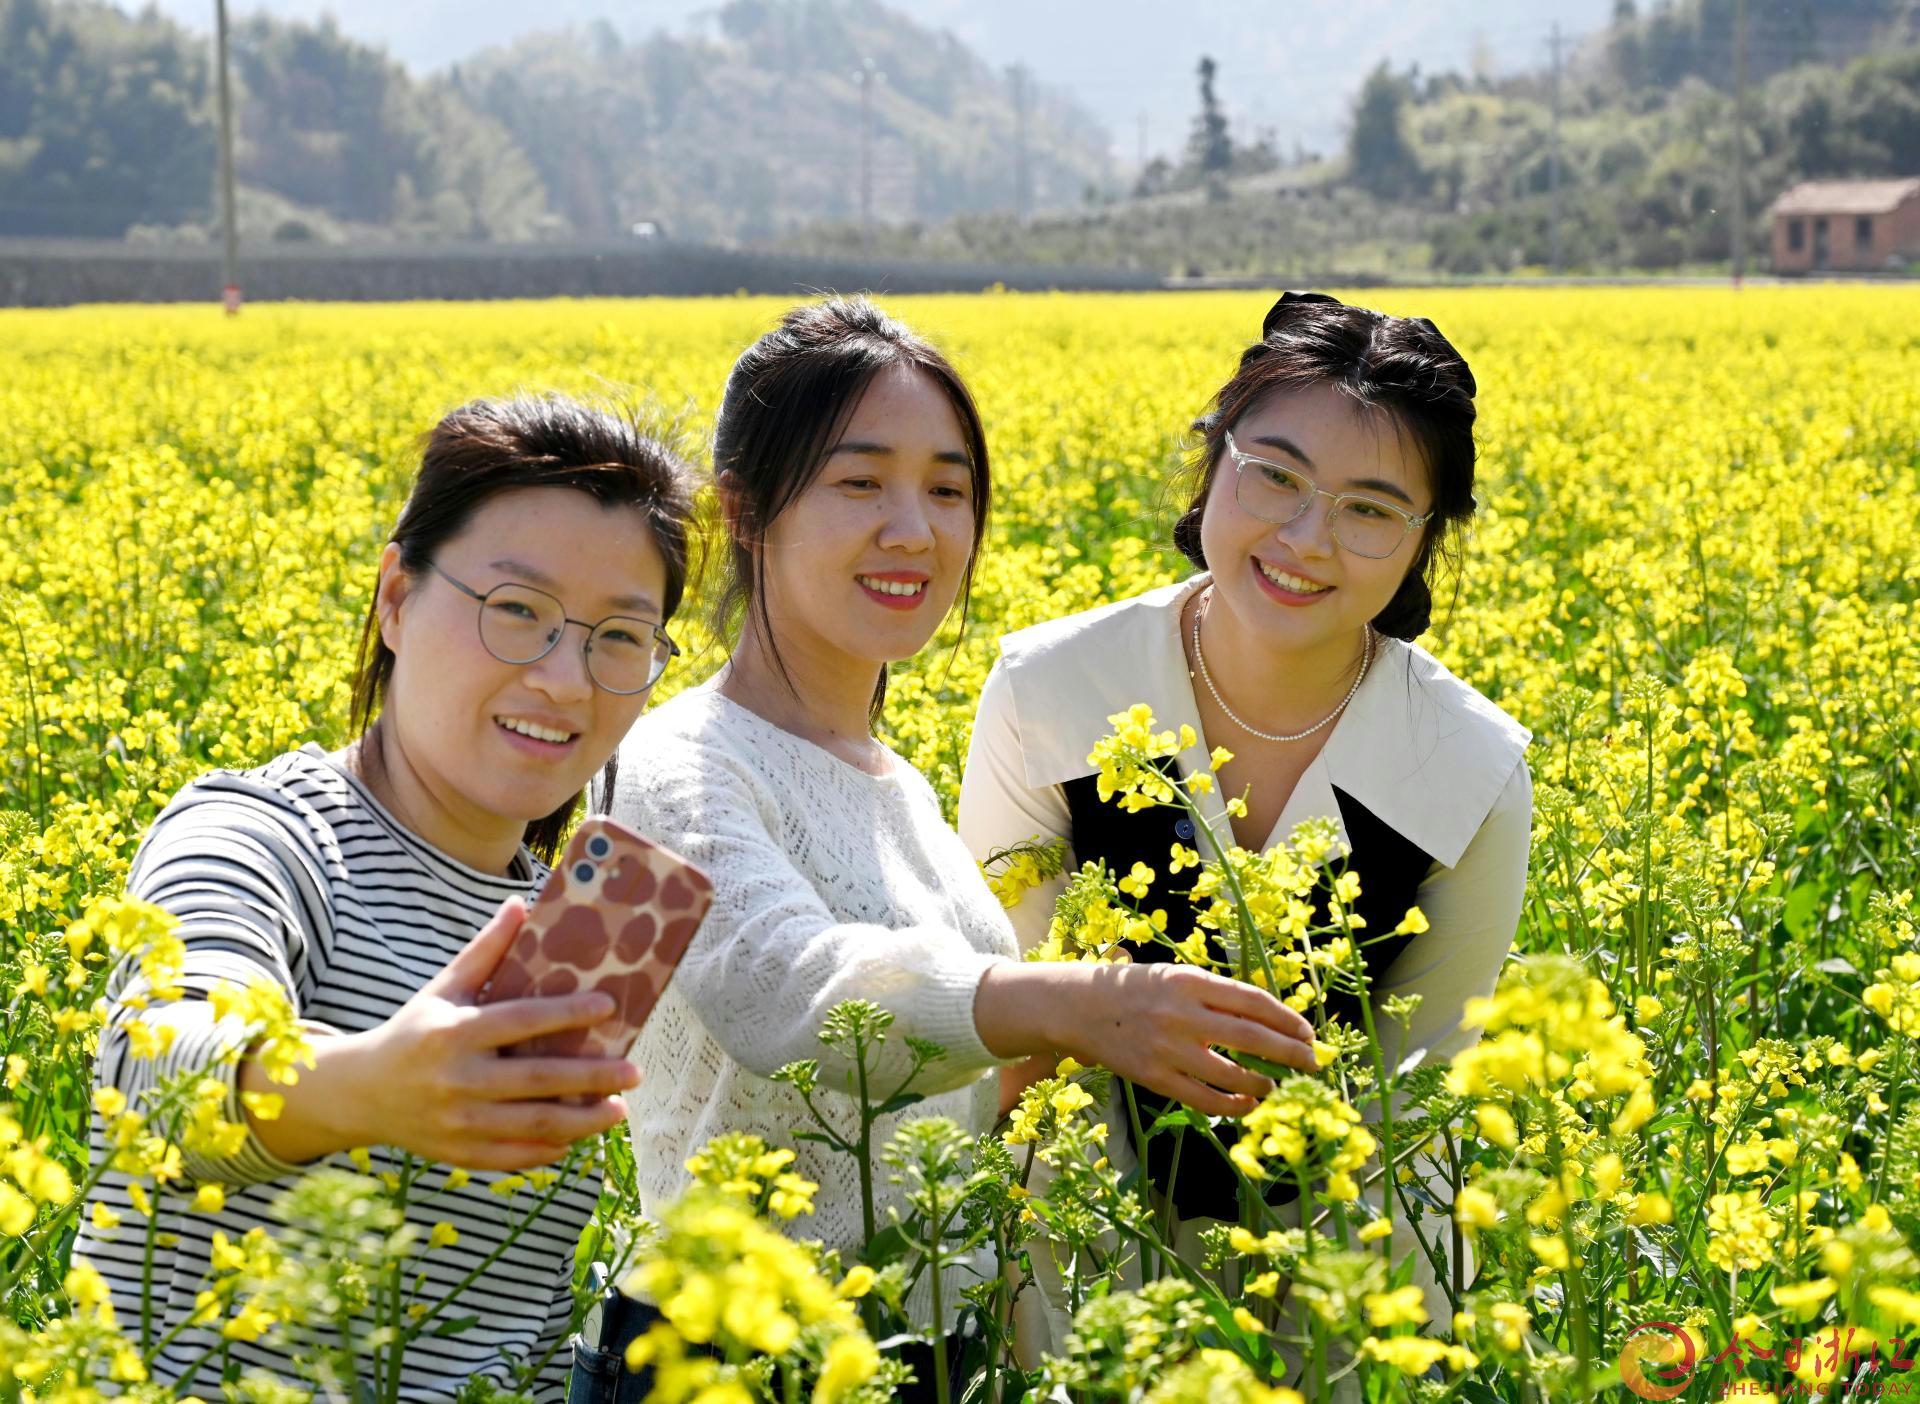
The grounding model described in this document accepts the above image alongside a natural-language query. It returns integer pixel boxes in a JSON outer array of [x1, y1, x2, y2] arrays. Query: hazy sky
[[146, 0, 1615, 161]]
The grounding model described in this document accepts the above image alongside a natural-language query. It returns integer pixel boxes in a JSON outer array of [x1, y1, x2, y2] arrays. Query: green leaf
[[861, 1224, 914, 1267], [1231, 1050, 1298, 1081], [1783, 882, 1822, 937], [1148, 1106, 1204, 1137], [875, 1090, 927, 1118], [1400, 1176, 1449, 1212]]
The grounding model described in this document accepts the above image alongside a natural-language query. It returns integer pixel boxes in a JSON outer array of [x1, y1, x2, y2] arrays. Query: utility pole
[[1011, 65, 1031, 223], [214, 0, 241, 313], [1548, 22, 1564, 276], [857, 58, 875, 257], [1731, 0, 1749, 284], [1137, 111, 1148, 172]]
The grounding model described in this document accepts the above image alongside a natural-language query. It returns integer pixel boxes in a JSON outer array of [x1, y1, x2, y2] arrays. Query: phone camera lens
[[587, 836, 611, 858], [573, 862, 595, 884]]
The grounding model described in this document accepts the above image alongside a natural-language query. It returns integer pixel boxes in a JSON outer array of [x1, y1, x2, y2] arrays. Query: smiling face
[[750, 362, 979, 677], [376, 485, 669, 850], [1198, 381, 1433, 657]]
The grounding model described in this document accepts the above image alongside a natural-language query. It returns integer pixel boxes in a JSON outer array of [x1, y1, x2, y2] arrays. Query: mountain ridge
[[0, 0, 1111, 241]]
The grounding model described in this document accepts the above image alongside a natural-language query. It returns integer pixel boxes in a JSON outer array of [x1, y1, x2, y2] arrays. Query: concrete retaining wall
[[0, 238, 1165, 307]]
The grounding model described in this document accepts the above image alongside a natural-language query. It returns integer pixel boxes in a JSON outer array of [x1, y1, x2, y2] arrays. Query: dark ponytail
[[1371, 568, 1434, 640]]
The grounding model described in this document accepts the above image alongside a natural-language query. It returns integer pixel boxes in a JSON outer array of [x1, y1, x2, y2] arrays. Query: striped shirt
[[73, 744, 597, 1401]]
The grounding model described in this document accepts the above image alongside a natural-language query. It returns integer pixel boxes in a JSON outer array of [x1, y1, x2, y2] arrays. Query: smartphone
[[481, 817, 714, 1061]]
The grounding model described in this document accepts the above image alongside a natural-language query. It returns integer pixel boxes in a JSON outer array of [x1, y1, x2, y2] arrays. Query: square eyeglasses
[[1222, 429, 1431, 559]]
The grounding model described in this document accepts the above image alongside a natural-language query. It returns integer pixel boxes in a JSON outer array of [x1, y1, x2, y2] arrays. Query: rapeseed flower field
[[2, 288, 1918, 1401]]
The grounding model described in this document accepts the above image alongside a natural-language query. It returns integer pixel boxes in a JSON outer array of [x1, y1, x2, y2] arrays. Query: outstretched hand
[[241, 896, 641, 1172], [1075, 962, 1320, 1118], [977, 959, 1320, 1121]]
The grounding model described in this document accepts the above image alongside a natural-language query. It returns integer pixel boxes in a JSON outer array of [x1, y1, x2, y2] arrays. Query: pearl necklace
[[1189, 587, 1373, 744]]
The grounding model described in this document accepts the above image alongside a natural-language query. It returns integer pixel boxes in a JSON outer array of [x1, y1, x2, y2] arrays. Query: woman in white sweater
[[605, 297, 1320, 1399]]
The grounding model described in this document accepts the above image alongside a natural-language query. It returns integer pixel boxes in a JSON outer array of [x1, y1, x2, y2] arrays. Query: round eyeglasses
[[1223, 429, 1431, 559], [428, 561, 678, 696]]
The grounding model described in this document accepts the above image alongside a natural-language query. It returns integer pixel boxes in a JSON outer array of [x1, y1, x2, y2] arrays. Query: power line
[[856, 57, 878, 257], [1011, 65, 1031, 223], [1731, 0, 1749, 283], [214, 0, 240, 313], [1548, 21, 1563, 275]]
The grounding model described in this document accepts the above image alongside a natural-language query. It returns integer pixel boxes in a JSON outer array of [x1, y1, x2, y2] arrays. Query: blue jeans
[[565, 1284, 660, 1404]]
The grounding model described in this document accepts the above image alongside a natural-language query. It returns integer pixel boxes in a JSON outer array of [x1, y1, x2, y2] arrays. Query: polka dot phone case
[[481, 817, 714, 1060]]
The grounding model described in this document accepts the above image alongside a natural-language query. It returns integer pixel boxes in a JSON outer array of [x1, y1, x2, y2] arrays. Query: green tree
[[0, 0, 214, 236], [1347, 62, 1421, 200], [1189, 56, 1232, 201]]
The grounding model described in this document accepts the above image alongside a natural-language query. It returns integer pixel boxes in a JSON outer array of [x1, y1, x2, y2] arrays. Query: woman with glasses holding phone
[[959, 292, 1534, 1359], [74, 394, 696, 1400]]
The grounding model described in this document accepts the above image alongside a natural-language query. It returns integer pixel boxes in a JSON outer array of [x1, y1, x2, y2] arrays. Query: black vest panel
[[1059, 769, 1434, 1221]]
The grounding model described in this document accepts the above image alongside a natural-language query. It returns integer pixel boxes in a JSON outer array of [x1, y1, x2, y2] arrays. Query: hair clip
[[1261, 290, 1344, 339]]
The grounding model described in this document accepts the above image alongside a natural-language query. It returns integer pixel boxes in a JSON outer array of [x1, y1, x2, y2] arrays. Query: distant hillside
[[0, 0, 216, 237], [777, 0, 1920, 276], [0, 0, 1111, 242], [1595, 0, 1920, 90], [454, 2, 1112, 242]]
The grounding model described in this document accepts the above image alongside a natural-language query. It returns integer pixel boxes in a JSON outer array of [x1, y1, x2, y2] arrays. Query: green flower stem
[[1443, 1127, 1465, 1305], [989, 1218, 1012, 1404], [1053, 1134, 1223, 1300], [1158, 1125, 1186, 1257], [143, 1300, 219, 1363], [1673, 1089, 1758, 1254], [4, 599, 49, 829], [333, 1289, 371, 1404], [897, 1184, 980, 1302], [1869, 1040, 1910, 1204], [1120, 1080, 1159, 1280], [1295, 1164, 1324, 1403], [854, 1026, 877, 1246], [379, 1152, 425, 1404], [157, 1335, 232, 1394], [405, 1146, 586, 1343], [790, 1081, 855, 1158], [0, 1133, 124, 1302], [1353, 949, 1399, 1241], [1550, 1154, 1593, 1403], [521, 1232, 643, 1389], [1345, 978, 1456, 1313], [1300, 1158, 1446, 1297], [1159, 780, 1281, 995], [1185, 1119, 1291, 1239], [929, 1250, 951, 1404], [1639, 685, 1658, 994], [139, 1183, 160, 1353]]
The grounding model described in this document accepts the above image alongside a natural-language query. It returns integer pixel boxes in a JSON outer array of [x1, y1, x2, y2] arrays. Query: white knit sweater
[[610, 688, 1018, 1329]]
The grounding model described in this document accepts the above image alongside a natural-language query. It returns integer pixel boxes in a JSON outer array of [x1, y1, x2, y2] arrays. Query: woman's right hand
[[976, 960, 1320, 1120], [241, 896, 641, 1171]]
